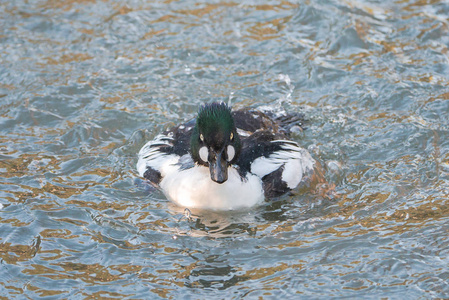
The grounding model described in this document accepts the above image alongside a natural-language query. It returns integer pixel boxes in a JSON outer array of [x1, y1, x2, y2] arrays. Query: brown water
[[1, 0, 449, 298]]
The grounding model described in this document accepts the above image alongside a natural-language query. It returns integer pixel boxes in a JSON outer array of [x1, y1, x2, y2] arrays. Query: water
[[1, 0, 449, 298]]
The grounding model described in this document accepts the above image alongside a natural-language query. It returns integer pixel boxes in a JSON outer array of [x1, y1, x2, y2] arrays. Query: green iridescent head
[[190, 102, 241, 183]]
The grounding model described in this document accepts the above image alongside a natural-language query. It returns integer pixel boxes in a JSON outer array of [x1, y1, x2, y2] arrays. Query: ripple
[[1, 0, 449, 298]]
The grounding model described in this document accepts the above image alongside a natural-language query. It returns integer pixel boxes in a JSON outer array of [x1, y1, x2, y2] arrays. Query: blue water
[[1, 0, 449, 298]]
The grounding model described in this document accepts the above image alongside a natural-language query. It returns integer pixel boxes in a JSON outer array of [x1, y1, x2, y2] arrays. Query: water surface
[[1, 0, 449, 298]]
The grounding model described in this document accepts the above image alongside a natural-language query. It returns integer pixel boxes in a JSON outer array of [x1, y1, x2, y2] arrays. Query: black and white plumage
[[137, 103, 314, 211]]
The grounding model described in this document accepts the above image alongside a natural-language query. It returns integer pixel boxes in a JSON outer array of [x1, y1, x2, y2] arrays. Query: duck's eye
[[227, 145, 235, 162], [199, 146, 208, 163], [230, 132, 233, 141], [200, 134, 204, 142]]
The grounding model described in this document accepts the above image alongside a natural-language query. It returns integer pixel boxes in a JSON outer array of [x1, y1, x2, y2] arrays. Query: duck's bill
[[209, 150, 228, 184]]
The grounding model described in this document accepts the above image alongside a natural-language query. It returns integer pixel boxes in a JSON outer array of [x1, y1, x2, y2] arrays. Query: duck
[[136, 102, 315, 211]]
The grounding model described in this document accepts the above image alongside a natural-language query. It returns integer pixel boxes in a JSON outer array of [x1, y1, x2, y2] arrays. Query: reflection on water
[[1, 0, 449, 298]]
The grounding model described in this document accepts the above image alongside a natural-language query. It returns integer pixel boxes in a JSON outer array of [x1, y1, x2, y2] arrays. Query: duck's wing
[[137, 120, 195, 185], [238, 131, 314, 198]]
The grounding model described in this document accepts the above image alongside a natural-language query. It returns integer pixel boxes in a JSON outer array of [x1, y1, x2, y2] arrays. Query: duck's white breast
[[160, 166, 264, 211]]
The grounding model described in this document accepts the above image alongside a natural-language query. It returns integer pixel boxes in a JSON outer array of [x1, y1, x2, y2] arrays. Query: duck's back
[[232, 108, 305, 137]]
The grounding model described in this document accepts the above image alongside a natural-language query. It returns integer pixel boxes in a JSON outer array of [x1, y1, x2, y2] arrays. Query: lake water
[[1, 0, 449, 298]]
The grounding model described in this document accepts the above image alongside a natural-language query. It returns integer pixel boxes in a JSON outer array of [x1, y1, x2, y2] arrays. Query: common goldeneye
[[137, 102, 315, 211]]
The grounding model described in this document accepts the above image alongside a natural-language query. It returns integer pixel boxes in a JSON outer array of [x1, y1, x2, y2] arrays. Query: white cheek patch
[[227, 145, 235, 161], [199, 146, 209, 163]]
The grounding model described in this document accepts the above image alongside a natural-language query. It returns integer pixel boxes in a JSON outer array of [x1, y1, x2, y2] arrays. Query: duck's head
[[190, 102, 241, 184]]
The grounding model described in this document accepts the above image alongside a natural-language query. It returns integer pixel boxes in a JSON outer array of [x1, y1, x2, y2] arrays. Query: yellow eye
[[230, 132, 233, 141], [200, 134, 204, 142]]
